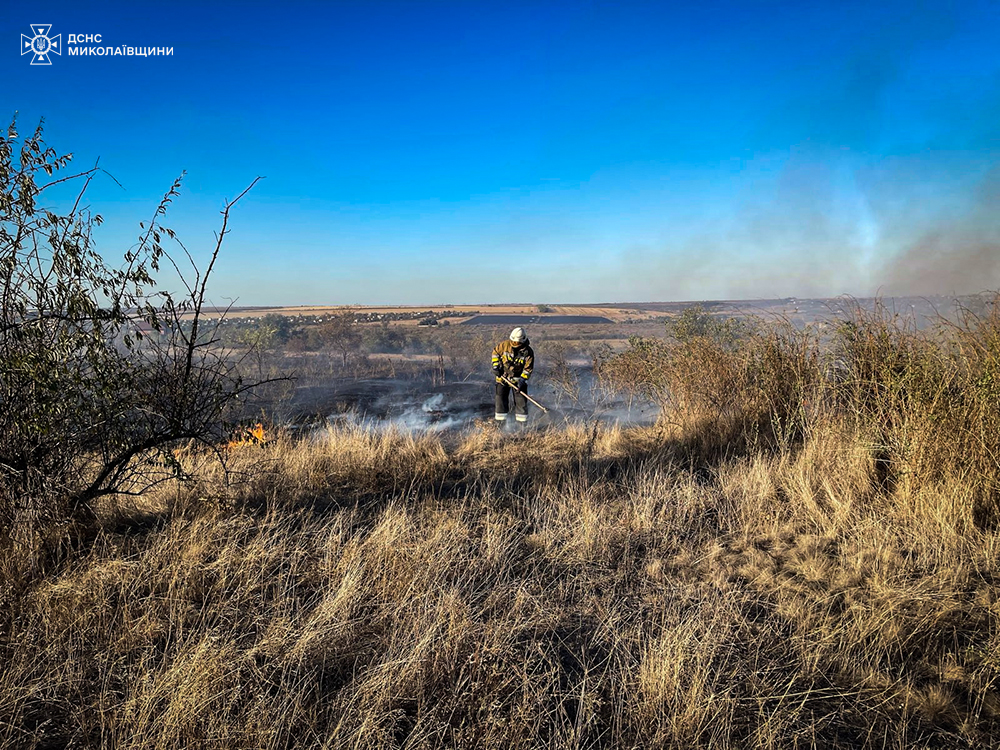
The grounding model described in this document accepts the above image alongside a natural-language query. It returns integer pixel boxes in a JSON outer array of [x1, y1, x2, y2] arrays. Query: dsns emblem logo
[[21, 24, 61, 65]]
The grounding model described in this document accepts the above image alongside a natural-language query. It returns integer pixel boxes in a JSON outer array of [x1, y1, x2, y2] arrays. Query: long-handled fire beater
[[499, 375, 549, 413]]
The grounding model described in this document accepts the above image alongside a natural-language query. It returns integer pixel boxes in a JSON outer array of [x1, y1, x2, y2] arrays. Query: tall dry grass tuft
[[600, 318, 822, 461], [602, 295, 1000, 531], [832, 297, 1000, 530]]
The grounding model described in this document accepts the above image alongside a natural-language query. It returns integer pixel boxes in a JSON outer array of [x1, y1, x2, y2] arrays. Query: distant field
[[189, 296, 971, 332], [195, 303, 651, 322]]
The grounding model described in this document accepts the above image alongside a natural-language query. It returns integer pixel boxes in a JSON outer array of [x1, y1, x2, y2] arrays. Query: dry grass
[[1, 419, 998, 749], [3, 298, 1000, 748]]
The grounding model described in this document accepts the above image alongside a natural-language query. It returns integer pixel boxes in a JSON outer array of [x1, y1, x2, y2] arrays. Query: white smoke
[[323, 381, 658, 435]]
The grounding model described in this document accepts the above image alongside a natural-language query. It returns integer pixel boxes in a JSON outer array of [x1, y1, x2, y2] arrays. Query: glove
[[514, 379, 525, 392]]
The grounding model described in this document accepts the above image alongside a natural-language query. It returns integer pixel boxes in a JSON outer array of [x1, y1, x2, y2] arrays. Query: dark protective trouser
[[495, 381, 528, 422]]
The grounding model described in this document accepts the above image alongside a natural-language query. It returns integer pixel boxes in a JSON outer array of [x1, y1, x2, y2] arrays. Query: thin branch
[[36, 165, 100, 193], [185, 176, 262, 384]]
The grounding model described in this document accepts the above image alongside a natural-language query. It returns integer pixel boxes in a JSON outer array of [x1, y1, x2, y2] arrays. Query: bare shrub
[[0, 117, 270, 567]]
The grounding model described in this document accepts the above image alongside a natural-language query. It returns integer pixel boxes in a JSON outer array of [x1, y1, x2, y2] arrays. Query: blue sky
[[4, 1, 999, 304]]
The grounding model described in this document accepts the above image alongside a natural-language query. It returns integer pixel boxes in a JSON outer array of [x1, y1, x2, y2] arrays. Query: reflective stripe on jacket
[[491, 339, 534, 382]]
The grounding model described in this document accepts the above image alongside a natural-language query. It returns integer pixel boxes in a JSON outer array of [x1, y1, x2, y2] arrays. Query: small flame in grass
[[226, 422, 267, 449]]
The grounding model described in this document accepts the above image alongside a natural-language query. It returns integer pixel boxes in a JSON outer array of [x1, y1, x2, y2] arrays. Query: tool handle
[[500, 376, 549, 413]]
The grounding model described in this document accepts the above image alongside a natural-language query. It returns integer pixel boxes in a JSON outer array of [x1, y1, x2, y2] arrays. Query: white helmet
[[509, 327, 527, 343]]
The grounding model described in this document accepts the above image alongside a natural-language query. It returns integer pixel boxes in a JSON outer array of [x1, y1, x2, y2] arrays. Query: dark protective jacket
[[492, 338, 534, 383]]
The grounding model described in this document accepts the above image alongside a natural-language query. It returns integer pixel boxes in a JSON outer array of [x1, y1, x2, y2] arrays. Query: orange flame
[[226, 422, 267, 449]]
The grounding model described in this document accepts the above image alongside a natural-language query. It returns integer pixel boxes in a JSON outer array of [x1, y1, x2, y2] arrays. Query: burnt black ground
[[280, 373, 658, 434]]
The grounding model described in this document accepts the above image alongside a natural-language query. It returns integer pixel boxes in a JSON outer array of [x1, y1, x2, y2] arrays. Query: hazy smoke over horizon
[[621, 156, 1000, 302], [875, 166, 1000, 297], [609, 18, 1000, 304]]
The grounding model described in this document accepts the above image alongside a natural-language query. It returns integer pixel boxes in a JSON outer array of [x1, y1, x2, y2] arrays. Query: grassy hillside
[[3, 299, 1000, 749]]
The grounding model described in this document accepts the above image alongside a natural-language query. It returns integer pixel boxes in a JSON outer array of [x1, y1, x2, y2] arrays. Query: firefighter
[[492, 327, 534, 424]]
